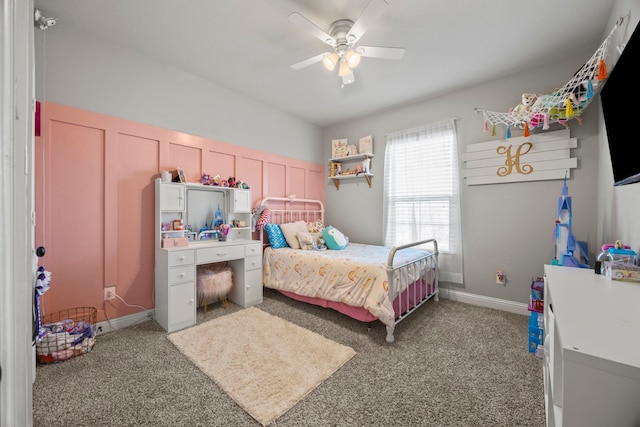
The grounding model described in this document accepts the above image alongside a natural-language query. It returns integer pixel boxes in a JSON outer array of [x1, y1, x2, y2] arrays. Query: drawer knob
[[178, 273, 185, 279], [178, 256, 185, 261]]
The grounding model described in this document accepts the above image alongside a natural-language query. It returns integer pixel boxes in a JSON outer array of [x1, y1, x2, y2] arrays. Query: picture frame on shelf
[[359, 135, 373, 155], [331, 138, 348, 158], [177, 167, 186, 183]]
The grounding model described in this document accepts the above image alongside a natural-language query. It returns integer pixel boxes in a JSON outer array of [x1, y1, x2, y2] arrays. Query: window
[[384, 118, 463, 284]]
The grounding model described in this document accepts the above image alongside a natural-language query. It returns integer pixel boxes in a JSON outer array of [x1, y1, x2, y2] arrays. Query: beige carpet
[[168, 306, 356, 426]]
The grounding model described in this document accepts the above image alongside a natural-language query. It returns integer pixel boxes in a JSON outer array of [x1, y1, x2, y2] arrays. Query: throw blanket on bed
[[263, 243, 431, 330]]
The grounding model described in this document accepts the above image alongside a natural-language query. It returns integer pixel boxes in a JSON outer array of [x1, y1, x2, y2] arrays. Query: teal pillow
[[265, 223, 289, 249], [322, 226, 348, 250]]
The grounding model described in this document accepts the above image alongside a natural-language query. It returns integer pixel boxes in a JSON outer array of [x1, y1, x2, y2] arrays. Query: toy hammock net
[[476, 16, 626, 138]]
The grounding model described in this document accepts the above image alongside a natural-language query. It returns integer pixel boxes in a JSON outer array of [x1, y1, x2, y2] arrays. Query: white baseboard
[[96, 289, 527, 335], [96, 310, 155, 335], [438, 287, 529, 316]]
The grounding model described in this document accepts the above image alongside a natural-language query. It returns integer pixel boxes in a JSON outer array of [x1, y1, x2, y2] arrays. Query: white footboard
[[385, 239, 439, 343]]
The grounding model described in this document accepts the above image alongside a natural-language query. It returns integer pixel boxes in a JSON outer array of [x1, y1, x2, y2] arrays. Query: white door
[[1, 1, 36, 426]]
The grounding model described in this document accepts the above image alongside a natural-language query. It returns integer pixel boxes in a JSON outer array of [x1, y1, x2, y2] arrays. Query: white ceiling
[[33, 0, 616, 128]]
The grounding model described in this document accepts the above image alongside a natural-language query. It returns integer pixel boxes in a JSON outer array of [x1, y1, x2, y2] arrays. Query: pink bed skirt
[[277, 279, 434, 323]]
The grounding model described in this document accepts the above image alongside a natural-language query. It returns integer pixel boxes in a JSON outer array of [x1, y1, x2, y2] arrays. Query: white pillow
[[279, 221, 308, 249]]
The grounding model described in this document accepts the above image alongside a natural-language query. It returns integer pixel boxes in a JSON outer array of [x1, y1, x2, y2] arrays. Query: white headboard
[[256, 196, 324, 244]]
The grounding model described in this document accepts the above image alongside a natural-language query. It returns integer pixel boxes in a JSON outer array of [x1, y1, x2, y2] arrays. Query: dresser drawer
[[196, 244, 244, 264], [245, 242, 262, 258], [169, 249, 195, 267], [245, 255, 262, 272], [169, 265, 195, 285]]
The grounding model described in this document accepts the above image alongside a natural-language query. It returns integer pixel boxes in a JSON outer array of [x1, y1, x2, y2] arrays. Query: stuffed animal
[[509, 93, 538, 121], [296, 231, 316, 251], [322, 226, 348, 250]]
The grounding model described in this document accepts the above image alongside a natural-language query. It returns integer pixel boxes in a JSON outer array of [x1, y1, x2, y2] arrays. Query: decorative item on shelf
[[161, 170, 172, 183], [331, 138, 348, 158], [359, 135, 373, 154], [201, 173, 212, 185], [219, 224, 230, 242], [363, 158, 371, 173], [172, 219, 184, 230], [347, 144, 358, 156], [330, 162, 341, 177], [176, 167, 186, 183], [213, 205, 224, 228]]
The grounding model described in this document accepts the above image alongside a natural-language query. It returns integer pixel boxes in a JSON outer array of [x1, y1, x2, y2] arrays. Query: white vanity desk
[[154, 179, 262, 333]]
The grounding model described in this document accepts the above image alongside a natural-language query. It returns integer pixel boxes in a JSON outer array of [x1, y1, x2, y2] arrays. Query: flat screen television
[[600, 19, 640, 186]]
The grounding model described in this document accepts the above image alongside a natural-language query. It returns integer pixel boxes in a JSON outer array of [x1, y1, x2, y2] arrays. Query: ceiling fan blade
[[358, 45, 405, 60], [346, 0, 388, 44], [290, 53, 327, 70], [288, 12, 336, 47]]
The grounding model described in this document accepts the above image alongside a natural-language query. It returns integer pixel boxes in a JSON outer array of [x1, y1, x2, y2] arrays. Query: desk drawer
[[169, 250, 195, 267], [197, 244, 244, 264], [245, 242, 262, 257], [245, 255, 262, 272], [169, 265, 195, 285]]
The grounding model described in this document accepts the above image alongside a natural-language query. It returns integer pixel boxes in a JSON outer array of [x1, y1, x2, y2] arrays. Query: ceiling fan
[[289, 0, 405, 86]]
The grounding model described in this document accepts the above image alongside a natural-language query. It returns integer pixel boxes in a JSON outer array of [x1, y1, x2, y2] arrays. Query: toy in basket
[[36, 306, 97, 364]]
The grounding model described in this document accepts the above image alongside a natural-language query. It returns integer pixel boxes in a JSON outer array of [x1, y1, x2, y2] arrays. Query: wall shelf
[[329, 173, 374, 189], [328, 153, 374, 190]]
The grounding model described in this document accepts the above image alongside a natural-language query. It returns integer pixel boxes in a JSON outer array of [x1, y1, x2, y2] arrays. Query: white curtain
[[384, 118, 463, 284]]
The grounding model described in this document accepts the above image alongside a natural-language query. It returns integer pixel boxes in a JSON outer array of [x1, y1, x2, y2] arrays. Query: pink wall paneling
[[35, 102, 324, 323]]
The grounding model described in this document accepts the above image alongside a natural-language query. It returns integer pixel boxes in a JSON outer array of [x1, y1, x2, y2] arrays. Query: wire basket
[[36, 306, 97, 364]]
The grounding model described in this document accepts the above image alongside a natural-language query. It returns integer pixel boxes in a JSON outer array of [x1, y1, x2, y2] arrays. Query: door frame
[[1, 1, 36, 426]]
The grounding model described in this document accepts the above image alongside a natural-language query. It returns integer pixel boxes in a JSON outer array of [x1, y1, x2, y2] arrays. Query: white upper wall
[[34, 21, 324, 164]]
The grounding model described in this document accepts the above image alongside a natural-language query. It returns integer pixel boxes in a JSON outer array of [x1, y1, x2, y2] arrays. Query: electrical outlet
[[104, 286, 116, 300]]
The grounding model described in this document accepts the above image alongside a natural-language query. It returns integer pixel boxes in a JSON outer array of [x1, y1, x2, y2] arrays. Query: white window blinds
[[384, 118, 463, 284]]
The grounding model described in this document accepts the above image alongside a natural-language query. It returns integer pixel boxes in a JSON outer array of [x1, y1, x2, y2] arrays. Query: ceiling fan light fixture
[[345, 50, 361, 68], [338, 59, 351, 77], [323, 52, 339, 71]]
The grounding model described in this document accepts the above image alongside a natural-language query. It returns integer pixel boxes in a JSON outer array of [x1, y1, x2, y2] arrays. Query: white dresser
[[154, 178, 263, 333], [543, 264, 640, 427]]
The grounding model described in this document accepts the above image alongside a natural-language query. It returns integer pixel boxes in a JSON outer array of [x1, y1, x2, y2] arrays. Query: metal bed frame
[[257, 195, 439, 342]]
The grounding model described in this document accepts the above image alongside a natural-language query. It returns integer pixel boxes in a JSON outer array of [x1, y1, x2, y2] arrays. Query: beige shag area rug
[[168, 307, 356, 426]]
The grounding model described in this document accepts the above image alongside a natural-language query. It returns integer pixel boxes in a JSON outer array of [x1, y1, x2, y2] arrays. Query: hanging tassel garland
[[483, 120, 488, 132], [523, 122, 530, 137], [597, 59, 608, 80], [505, 126, 511, 139], [565, 98, 574, 117], [543, 113, 550, 130], [490, 124, 496, 137], [585, 79, 594, 99]]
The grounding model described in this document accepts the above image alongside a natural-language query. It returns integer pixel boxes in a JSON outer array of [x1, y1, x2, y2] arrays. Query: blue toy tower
[[553, 175, 589, 268]]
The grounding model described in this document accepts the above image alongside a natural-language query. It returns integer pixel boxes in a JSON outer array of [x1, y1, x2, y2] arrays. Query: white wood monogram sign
[[462, 128, 577, 185]]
